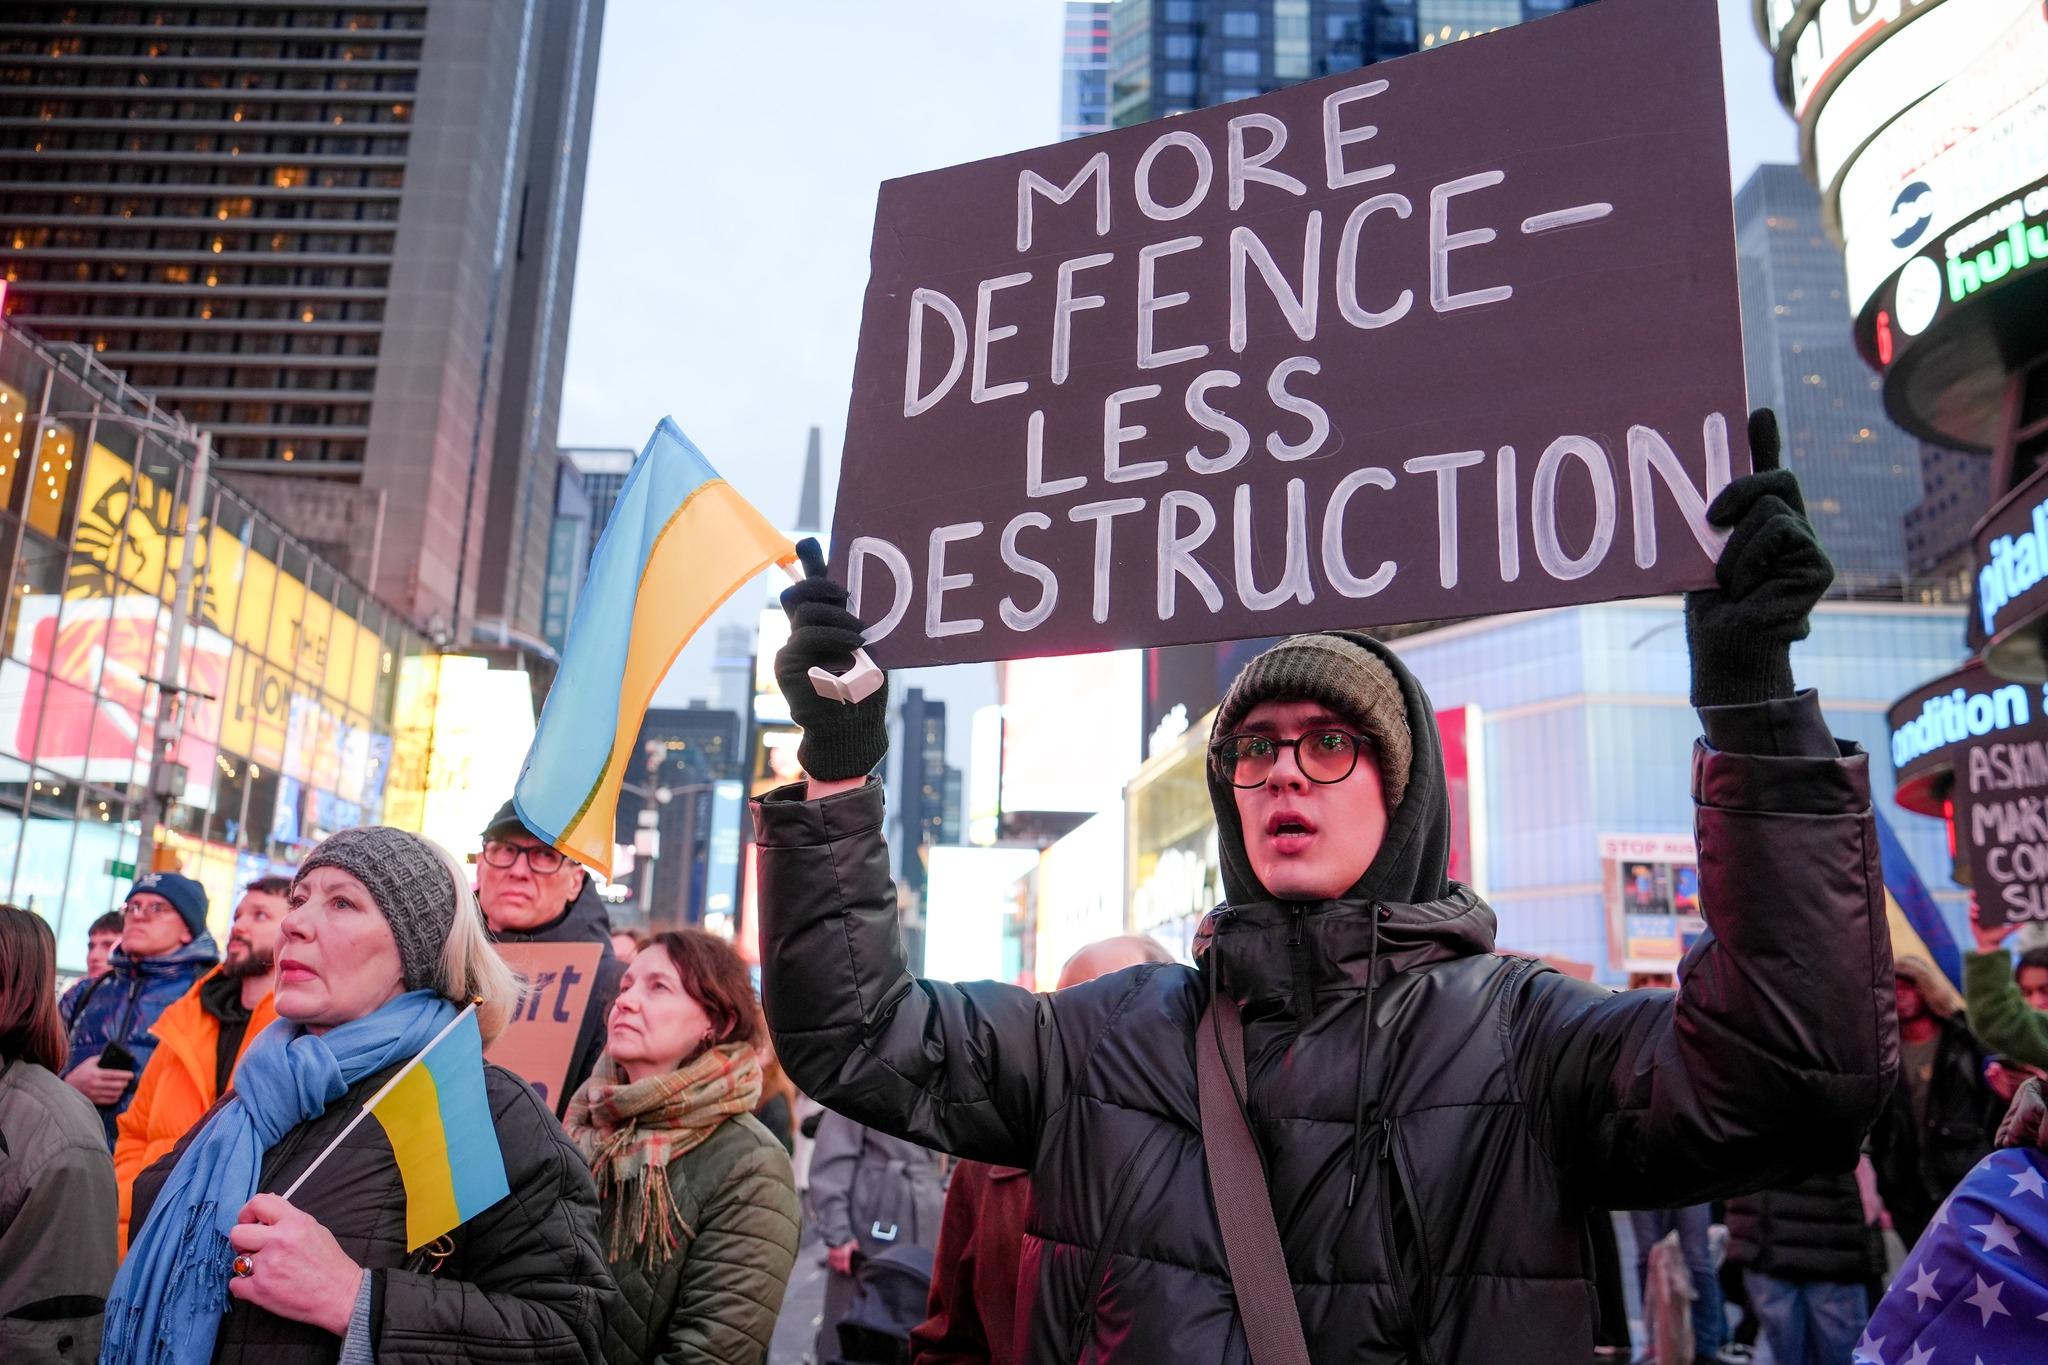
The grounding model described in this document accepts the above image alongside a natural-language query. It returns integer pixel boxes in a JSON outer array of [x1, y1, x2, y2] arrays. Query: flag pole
[[278, 1001, 478, 1204]]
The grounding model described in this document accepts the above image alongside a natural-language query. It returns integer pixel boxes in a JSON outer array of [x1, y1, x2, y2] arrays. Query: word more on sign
[[832, 0, 1749, 668]]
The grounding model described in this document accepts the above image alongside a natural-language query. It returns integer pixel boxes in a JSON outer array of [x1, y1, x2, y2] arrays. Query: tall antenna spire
[[796, 425, 823, 533]]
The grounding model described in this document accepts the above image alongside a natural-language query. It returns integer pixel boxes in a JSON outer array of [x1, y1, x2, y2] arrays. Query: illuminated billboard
[[1759, 0, 2048, 447], [996, 651, 1142, 815]]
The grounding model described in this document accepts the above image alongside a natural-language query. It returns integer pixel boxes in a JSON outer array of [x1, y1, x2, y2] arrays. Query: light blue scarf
[[102, 990, 457, 1365]]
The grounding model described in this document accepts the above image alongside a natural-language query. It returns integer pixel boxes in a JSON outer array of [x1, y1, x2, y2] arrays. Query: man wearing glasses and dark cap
[[755, 413, 1900, 1363], [476, 800, 627, 1112]]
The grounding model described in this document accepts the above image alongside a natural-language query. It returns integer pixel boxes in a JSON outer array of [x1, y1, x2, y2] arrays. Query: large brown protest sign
[[1958, 735, 2048, 930], [485, 942, 604, 1109], [833, 0, 1748, 668]]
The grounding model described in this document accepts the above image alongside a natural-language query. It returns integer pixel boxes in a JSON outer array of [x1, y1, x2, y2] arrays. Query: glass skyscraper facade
[[1062, 2, 1113, 141], [1110, 0, 1589, 127], [1736, 165, 1924, 593], [1392, 600, 1966, 974]]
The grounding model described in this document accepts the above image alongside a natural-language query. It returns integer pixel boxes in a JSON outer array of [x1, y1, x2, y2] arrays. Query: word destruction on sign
[[832, 0, 1749, 669]]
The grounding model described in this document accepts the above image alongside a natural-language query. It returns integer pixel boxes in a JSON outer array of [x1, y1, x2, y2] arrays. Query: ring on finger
[[231, 1253, 256, 1278]]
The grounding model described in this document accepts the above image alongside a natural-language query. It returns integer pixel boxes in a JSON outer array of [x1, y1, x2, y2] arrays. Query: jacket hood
[[1207, 630, 1458, 910], [1195, 886, 1498, 1017], [491, 877, 615, 948], [107, 933, 220, 975]]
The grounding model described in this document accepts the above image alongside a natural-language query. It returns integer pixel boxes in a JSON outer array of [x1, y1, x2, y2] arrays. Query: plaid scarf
[[565, 1042, 763, 1265]]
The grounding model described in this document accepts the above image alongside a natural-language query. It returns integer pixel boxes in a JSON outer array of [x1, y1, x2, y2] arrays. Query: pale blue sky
[[558, 0, 1799, 713]]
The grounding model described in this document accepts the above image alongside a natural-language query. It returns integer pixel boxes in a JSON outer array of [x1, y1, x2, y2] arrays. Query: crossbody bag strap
[[1196, 992, 1312, 1365]]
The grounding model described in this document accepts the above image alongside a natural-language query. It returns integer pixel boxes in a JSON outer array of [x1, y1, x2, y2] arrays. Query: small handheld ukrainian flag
[[515, 418, 796, 876], [281, 1004, 508, 1251]]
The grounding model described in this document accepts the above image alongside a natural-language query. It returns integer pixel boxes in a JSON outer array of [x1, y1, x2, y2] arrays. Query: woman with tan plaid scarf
[[566, 929, 799, 1365]]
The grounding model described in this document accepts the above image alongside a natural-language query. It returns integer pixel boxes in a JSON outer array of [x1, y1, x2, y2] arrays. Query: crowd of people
[[1, 412, 2045, 1365]]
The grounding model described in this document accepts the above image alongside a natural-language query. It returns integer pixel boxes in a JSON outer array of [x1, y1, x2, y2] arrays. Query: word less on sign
[[832, 0, 1750, 667]]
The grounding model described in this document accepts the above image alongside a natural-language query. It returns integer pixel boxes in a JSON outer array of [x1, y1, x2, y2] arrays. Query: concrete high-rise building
[[895, 688, 947, 895], [1062, 2, 1112, 141], [1109, 0, 1582, 128], [563, 445, 634, 548], [709, 623, 754, 717], [540, 455, 591, 655], [0, 0, 604, 643], [1902, 445, 1992, 595], [1735, 165, 1922, 592], [794, 425, 822, 534], [617, 704, 741, 928]]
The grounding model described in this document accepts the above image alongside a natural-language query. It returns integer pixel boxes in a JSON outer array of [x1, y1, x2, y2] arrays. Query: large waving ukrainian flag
[[516, 418, 795, 876], [367, 1005, 508, 1251]]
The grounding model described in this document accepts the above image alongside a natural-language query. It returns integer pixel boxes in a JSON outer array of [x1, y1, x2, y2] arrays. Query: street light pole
[[135, 427, 209, 871]]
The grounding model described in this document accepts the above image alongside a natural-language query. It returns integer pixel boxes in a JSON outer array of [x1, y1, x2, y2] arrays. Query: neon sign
[[1891, 681, 2036, 770], [1945, 187, 2048, 302]]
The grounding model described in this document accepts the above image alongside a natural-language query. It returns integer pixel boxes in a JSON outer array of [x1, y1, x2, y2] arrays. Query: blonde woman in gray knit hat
[[118, 827, 617, 1365], [758, 414, 1901, 1365]]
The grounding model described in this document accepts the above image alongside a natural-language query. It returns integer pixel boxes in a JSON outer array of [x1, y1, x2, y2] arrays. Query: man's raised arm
[[755, 540, 1067, 1168]]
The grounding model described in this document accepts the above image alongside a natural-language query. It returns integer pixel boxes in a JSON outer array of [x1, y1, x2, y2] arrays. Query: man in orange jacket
[[112, 875, 289, 1250]]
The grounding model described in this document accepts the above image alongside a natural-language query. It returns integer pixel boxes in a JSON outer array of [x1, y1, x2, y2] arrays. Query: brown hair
[[88, 911, 123, 938], [643, 929, 765, 1052], [245, 875, 293, 899], [0, 906, 66, 1073]]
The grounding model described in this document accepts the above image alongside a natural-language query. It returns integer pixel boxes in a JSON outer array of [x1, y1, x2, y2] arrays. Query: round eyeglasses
[[1210, 730, 1372, 789], [480, 840, 568, 875]]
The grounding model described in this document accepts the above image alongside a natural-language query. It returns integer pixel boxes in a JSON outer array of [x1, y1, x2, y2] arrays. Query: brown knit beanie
[[1212, 634, 1412, 809]]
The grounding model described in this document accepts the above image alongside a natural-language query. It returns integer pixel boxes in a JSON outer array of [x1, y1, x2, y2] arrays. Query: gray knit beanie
[[294, 826, 459, 995], [1212, 634, 1413, 809]]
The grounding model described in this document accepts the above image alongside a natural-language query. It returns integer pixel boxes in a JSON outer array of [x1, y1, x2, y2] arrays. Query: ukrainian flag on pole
[[366, 1006, 508, 1250], [516, 418, 796, 875]]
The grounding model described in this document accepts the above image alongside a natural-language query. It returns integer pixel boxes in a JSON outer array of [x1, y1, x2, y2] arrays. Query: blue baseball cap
[[127, 871, 209, 941]]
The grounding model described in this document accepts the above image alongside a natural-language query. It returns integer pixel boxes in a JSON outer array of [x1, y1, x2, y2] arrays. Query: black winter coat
[[1726, 1169, 1882, 1284], [757, 639, 1896, 1365], [492, 882, 627, 1118], [133, 1062, 616, 1365], [1870, 1015, 2000, 1243]]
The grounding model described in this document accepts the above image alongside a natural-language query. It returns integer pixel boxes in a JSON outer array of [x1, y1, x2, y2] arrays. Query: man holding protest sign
[[755, 413, 1896, 1363], [476, 800, 626, 1115]]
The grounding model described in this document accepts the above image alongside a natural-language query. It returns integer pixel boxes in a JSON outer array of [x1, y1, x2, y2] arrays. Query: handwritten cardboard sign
[[1959, 736, 2048, 929], [485, 942, 605, 1109], [832, 0, 1748, 668]]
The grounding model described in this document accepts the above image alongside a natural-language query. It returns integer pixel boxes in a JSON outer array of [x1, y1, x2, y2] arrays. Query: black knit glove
[[774, 538, 889, 782], [1684, 409, 1835, 708]]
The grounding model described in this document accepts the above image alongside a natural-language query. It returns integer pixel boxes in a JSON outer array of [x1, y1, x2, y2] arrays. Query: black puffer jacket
[[1869, 1014, 2000, 1243], [492, 881, 627, 1117], [758, 637, 1896, 1364], [133, 1063, 616, 1365], [1727, 1169, 1882, 1283]]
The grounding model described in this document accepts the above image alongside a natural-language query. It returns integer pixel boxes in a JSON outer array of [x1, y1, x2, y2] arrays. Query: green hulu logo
[[1948, 214, 2048, 302]]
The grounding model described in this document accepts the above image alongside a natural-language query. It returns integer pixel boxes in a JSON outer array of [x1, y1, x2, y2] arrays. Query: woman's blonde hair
[[422, 836, 521, 1044]]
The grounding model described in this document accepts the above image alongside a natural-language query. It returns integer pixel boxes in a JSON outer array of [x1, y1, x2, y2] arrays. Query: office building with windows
[[616, 705, 741, 929], [0, 0, 605, 644], [1109, 0, 1583, 127], [563, 445, 634, 547], [1735, 165, 1924, 592], [0, 318, 468, 971], [1062, 2, 1112, 141]]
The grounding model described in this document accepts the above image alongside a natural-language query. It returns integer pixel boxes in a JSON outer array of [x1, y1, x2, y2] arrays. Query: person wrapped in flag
[[1857, 1076, 2048, 1362], [107, 827, 617, 1365]]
